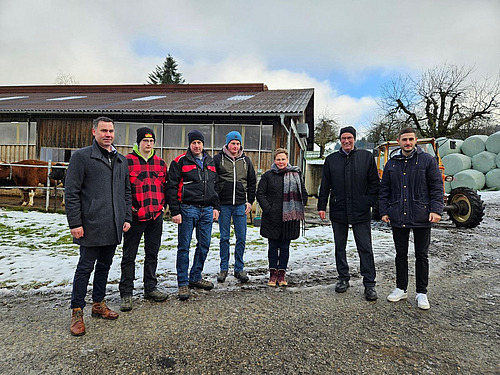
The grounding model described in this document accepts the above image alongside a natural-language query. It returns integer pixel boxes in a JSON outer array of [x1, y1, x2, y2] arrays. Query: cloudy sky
[[0, 0, 499, 132]]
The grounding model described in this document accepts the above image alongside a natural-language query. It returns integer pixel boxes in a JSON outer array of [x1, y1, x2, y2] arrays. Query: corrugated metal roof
[[0, 84, 313, 116]]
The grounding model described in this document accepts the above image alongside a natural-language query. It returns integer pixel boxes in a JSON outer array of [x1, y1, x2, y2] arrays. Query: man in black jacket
[[318, 126, 379, 301], [166, 130, 220, 301], [213, 131, 256, 283]]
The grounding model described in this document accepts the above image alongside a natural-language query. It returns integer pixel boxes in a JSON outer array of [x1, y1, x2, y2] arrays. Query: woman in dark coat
[[256, 148, 307, 286]]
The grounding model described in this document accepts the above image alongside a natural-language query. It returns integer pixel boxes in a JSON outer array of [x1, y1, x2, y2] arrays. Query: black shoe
[[144, 289, 168, 302], [217, 270, 228, 283], [364, 286, 378, 301], [234, 270, 249, 283], [335, 280, 350, 293]]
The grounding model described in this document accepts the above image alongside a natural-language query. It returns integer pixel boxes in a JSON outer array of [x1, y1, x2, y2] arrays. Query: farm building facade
[[0, 84, 314, 175]]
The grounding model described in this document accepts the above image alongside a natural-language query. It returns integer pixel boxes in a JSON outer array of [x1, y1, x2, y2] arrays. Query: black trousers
[[332, 221, 376, 287], [70, 244, 117, 309], [392, 227, 431, 294], [119, 214, 163, 297]]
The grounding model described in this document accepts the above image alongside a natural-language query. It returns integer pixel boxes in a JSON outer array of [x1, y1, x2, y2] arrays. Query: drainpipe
[[280, 115, 291, 156]]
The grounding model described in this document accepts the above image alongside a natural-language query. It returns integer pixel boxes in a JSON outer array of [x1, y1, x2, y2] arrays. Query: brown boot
[[267, 269, 278, 287], [91, 300, 119, 320], [70, 308, 85, 336], [277, 269, 288, 287]]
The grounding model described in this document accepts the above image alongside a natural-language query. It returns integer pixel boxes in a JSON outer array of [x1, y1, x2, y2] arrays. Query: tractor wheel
[[446, 187, 485, 228]]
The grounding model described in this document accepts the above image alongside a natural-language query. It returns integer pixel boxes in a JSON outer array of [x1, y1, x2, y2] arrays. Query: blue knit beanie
[[226, 131, 242, 146]]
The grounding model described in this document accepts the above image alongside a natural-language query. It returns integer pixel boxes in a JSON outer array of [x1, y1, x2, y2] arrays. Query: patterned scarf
[[271, 163, 305, 222]]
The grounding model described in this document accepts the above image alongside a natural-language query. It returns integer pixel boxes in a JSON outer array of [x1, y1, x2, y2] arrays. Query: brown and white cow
[[0, 160, 64, 206]]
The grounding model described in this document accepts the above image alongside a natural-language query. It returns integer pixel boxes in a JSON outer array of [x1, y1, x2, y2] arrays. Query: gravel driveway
[[0, 199, 499, 375]]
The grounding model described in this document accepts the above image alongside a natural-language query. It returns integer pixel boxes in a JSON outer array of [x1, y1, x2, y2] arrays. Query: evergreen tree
[[147, 54, 185, 84]]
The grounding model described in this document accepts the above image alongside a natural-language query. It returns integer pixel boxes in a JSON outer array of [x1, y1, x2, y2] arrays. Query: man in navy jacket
[[379, 127, 443, 310]]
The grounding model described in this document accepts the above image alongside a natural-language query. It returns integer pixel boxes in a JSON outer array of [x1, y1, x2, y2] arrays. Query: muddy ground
[[0, 197, 499, 374]]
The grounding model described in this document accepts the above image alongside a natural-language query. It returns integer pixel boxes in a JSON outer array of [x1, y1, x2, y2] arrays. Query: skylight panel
[[132, 95, 167, 101], [227, 95, 255, 101], [0, 96, 29, 101], [46, 96, 87, 101]]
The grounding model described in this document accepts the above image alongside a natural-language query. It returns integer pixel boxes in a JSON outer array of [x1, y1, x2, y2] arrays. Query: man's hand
[[381, 215, 390, 223], [70, 226, 84, 239], [429, 213, 442, 223], [318, 210, 326, 220], [123, 222, 131, 232], [213, 209, 219, 221], [245, 202, 252, 215], [172, 214, 182, 224]]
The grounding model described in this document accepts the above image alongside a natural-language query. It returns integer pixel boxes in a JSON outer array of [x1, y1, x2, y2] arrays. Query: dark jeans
[[332, 221, 376, 287], [70, 244, 117, 309], [176, 204, 213, 287], [119, 214, 163, 297], [392, 227, 431, 294], [268, 237, 291, 270]]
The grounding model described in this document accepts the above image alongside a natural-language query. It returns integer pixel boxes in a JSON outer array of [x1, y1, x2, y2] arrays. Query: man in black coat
[[65, 116, 132, 336], [318, 126, 379, 301]]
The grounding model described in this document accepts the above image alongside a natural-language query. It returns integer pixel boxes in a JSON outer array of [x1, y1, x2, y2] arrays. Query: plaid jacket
[[127, 150, 167, 221]]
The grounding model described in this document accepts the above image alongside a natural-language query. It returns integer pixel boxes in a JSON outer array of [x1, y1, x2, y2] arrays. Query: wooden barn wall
[[37, 119, 93, 154], [0, 145, 36, 162]]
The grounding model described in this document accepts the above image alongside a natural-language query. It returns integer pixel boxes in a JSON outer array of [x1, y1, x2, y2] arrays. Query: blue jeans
[[176, 204, 213, 287], [268, 237, 291, 270], [218, 204, 247, 272], [70, 244, 117, 309]]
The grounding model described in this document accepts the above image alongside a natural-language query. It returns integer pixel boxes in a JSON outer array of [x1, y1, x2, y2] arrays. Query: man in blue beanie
[[214, 131, 256, 283]]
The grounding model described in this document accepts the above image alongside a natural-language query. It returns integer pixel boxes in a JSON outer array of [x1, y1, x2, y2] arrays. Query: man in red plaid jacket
[[119, 127, 168, 311]]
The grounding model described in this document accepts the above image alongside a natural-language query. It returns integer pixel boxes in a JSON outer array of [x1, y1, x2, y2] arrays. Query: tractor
[[374, 138, 485, 228]]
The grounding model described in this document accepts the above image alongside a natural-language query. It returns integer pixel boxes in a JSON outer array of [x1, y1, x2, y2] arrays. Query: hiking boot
[[120, 296, 133, 312], [217, 270, 228, 283], [277, 269, 288, 286], [91, 301, 119, 320], [335, 280, 350, 293], [234, 270, 249, 283], [70, 308, 85, 336], [144, 289, 168, 302], [416, 293, 430, 310], [178, 285, 190, 301], [364, 286, 378, 301], [267, 269, 278, 287], [189, 279, 214, 290], [387, 288, 408, 302]]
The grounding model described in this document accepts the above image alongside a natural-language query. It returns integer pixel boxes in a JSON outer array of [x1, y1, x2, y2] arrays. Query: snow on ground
[[0, 191, 497, 295]]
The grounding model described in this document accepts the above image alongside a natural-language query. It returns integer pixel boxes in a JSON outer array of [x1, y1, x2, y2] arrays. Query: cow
[[0, 160, 64, 207]]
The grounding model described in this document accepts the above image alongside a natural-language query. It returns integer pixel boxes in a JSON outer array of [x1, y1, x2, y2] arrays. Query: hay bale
[[451, 169, 486, 191], [471, 151, 497, 173], [438, 139, 463, 157], [442, 153, 471, 176], [485, 169, 500, 189], [461, 135, 488, 157], [486, 131, 500, 154], [497, 153, 500, 168]]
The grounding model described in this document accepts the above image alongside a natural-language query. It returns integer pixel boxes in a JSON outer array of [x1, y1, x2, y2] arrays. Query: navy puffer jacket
[[379, 147, 444, 228]]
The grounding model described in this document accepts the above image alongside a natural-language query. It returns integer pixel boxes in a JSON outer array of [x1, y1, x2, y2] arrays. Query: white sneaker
[[416, 293, 430, 310], [387, 288, 408, 302]]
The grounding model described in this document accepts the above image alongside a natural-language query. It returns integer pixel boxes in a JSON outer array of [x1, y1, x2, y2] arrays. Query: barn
[[0, 84, 314, 176]]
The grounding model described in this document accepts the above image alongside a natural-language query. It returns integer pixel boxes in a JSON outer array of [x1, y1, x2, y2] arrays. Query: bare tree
[[314, 115, 339, 158], [55, 70, 79, 85], [367, 112, 407, 144], [379, 64, 500, 138]]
